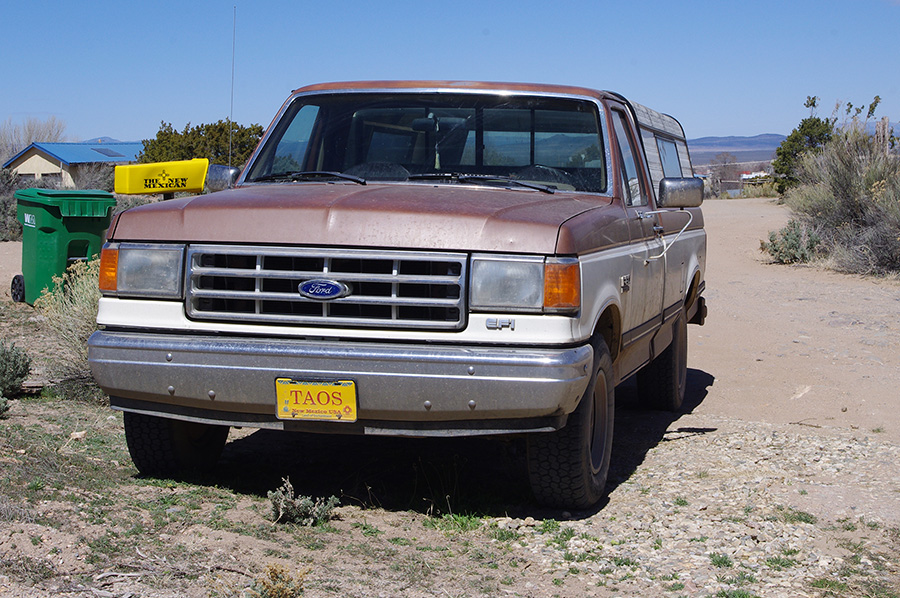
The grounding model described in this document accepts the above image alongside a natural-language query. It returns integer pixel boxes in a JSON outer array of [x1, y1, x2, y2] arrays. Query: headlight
[[470, 255, 580, 314], [99, 243, 185, 299]]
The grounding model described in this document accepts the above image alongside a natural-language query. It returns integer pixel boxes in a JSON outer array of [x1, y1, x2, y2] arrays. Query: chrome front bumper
[[88, 331, 592, 436]]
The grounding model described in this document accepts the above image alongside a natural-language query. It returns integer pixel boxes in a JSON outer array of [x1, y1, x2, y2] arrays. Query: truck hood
[[109, 182, 612, 254]]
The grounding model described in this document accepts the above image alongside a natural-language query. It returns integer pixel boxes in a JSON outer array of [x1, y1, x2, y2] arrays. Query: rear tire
[[11, 274, 25, 303], [527, 337, 614, 509], [123, 412, 229, 477], [637, 313, 687, 411]]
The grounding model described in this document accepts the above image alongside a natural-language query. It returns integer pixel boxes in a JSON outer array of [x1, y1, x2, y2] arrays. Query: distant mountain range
[[80, 136, 133, 144], [688, 134, 785, 166], [689, 120, 899, 167]]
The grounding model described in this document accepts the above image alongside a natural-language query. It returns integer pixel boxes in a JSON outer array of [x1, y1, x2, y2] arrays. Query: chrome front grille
[[185, 245, 467, 330]]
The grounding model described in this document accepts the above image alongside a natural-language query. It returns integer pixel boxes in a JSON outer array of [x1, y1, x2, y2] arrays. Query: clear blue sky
[[3, 0, 898, 142]]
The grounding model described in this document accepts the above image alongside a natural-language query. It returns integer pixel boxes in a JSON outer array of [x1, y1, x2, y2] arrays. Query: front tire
[[123, 412, 229, 477], [527, 337, 614, 509], [637, 313, 687, 411]]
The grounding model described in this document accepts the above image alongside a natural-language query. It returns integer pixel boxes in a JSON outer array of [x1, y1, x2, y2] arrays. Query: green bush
[[760, 219, 821, 264], [267, 477, 339, 526], [765, 124, 900, 274]]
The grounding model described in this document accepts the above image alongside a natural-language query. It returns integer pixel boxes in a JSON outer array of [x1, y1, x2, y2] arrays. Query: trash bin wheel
[[11, 274, 25, 303]]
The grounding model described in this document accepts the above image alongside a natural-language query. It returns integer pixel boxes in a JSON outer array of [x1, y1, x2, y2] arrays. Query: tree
[[138, 120, 264, 167], [772, 96, 836, 194], [709, 152, 739, 196], [0, 116, 67, 165]]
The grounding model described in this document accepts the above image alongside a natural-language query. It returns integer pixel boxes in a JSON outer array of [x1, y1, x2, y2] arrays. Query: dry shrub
[[34, 258, 103, 401], [766, 124, 900, 275], [0, 341, 31, 396], [740, 181, 778, 198], [71, 163, 114, 192], [246, 564, 306, 598], [1, 169, 21, 241]]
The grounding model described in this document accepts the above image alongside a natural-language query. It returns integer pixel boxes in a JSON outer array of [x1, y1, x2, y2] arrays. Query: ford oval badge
[[298, 279, 350, 300]]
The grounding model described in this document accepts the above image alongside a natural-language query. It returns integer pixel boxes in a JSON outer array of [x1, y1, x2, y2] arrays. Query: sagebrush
[[267, 477, 339, 526], [760, 219, 821, 264], [34, 258, 101, 389], [0, 340, 31, 397], [764, 123, 900, 274]]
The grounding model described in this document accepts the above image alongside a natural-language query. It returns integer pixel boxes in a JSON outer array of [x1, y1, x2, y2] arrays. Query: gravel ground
[[486, 410, 900, 597]]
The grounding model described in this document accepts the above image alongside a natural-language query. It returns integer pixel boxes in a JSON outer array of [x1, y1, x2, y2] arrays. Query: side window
[[656, 137, 682, 178], [611, 110, 645, 206]]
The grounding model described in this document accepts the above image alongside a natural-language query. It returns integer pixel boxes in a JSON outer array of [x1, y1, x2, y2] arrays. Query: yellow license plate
[[275, 378, 357, 422]]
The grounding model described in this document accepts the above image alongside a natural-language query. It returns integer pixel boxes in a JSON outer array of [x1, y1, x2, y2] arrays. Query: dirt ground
[[689, 198, 900, 445], [1, 196, 899, 597]]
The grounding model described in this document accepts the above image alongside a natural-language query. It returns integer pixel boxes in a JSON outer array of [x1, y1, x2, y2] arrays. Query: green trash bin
[[12, 189, 117, 305]]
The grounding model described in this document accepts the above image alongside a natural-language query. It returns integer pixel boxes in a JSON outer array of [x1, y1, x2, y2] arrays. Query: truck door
[[610, 107, 666, 345]]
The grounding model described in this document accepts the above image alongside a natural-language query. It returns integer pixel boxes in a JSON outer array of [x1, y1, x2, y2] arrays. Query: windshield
[[243, 92, 608, 193]]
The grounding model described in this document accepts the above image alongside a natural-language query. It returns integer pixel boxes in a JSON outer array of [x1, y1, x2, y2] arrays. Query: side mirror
[[207, 164, 241, 192], [658, 177, 703, 208]]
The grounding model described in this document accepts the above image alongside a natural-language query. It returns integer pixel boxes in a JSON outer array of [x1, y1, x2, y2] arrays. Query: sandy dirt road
[[685, 197, 900, 444]]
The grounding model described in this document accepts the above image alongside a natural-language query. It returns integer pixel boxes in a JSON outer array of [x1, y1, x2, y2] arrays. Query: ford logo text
[[298, 279, 351, 301]]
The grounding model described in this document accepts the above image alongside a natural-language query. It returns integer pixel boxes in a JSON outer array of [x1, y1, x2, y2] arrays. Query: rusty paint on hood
[[109, 183, 613, 254]]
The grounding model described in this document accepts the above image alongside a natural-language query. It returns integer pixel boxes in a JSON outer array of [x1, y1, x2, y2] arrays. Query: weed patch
[[776, 505, 818, 525], [423, 512, 482, 533], [0, 554, 57, 584], [246, 563, 306, 598], [267, 477, 339, 526]]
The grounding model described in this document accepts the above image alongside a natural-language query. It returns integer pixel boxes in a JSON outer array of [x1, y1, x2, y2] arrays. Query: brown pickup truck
[[89, 81, 707, 509]]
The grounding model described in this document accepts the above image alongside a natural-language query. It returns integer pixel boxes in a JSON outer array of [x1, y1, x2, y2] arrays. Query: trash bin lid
[[14, 188, 117, 217]]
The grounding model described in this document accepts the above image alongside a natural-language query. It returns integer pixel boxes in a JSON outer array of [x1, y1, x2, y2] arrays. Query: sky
[[2, 0, 898, 143]]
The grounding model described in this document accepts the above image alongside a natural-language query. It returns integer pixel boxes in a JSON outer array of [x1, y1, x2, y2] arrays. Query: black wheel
[[527, 337, 614, 509], [123, 411, 229, 477], [637, 312, 687, 411], [11, 274, 25, 303]]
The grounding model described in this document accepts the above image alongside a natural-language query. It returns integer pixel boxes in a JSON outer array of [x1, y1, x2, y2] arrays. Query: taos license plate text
[[275, 378, 357, 422]]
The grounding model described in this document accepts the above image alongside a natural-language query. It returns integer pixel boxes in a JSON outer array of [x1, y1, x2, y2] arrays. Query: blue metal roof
[[3, 141, 144, 168]]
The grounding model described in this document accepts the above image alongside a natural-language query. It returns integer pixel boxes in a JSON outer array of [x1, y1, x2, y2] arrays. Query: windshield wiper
[[252, 171, 367, 185], [408, 173, 555, 194]]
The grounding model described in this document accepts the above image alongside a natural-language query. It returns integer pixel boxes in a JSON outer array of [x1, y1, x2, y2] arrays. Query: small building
[[2, 141, 143, 188]]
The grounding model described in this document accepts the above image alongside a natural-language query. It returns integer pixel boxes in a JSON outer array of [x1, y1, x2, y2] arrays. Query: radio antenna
[[228, 5, 236, 167]]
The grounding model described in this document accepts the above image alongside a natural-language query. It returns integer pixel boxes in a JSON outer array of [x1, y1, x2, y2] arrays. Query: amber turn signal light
[[98, 246, 118, 293], [544, 261, 580, 312]]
